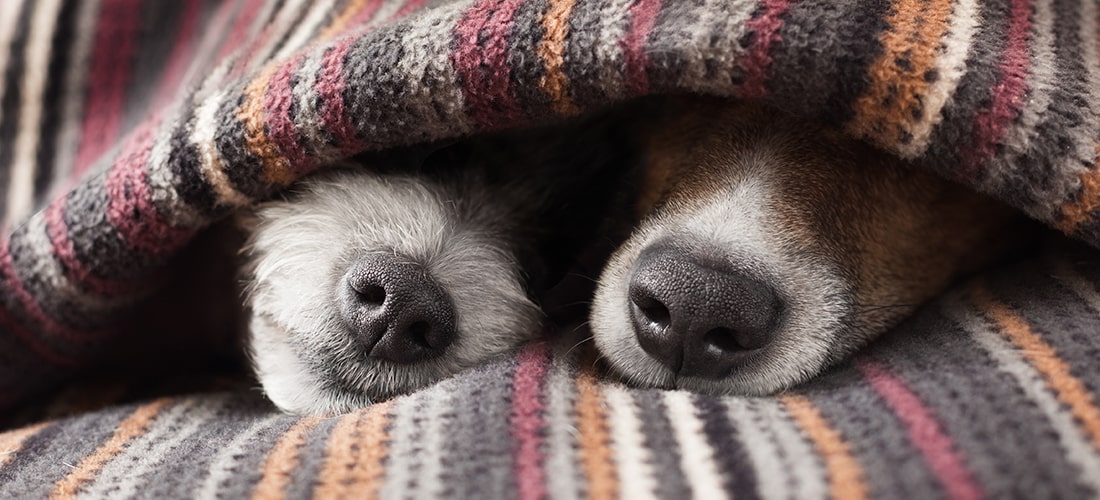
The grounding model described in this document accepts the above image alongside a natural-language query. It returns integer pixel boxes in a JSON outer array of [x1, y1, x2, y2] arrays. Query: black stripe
[[0, 3, 35, 220], [32, 0, 81, 211], [634, 390, 692, 499], [695, 395, 759, 499]]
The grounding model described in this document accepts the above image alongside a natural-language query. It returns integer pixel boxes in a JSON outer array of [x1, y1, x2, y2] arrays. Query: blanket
[[1, 0, 1099, 497]]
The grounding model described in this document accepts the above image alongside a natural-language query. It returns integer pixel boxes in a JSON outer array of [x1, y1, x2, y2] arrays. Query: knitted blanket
[[1, 0, 1099, 497]]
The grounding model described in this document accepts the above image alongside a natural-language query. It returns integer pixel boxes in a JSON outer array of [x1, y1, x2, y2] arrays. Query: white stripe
[[675, 0, 758, 94], [593, 0, 636, 101], [0, 1, 24, 132], [47, 0, 100, 196], [20, 213, 141, 310], [378, 394, 423, 499], [544, 355, 582, 500], [663, 391, 729, 500], [80, 399, 210, 499], [900, 0, 980, 157], [191, 89, 251, 208], [943, 296, 1100, 493], [271, 0, 337, 62], [408, 379, 458, 499], [248, 0, 311, 72], [725, 399, 789, 499], [7, 0, 64, 225], [293, 44, 326, 158], [604, 385, 659, 500], [195, 413, 285, 500], [753, 398, 830, 500]]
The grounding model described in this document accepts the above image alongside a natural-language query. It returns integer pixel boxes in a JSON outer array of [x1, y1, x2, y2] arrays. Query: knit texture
[[0, 0, 1099, 497]]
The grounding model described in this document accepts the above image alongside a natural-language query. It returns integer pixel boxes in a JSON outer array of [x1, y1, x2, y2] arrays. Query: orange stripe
[[781, 394, 868, 500], [538, 0, 579, 116], [0, 422, 50, 468], [847, 0, 953, 147], [575, 367, 618, 500], [238, 62, 295, 188], [971, 285, 1100, 449], [50, 398, 172, 499], [1057, 145, 1100, 234], [252, 416, 322, 500], [320, 0, 372, 39], [313, 401, 392, 499]]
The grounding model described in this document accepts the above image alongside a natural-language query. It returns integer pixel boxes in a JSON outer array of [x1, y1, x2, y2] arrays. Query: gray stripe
[[0, 406, 130, 498], [634, 390, 691, 499], [194, 411, 289, 500], [437, 357, 517, 498], [543, 345, 581, 500]]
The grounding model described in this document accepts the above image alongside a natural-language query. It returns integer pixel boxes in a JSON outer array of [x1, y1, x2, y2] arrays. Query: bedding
[[1, 0, 1099, 497]]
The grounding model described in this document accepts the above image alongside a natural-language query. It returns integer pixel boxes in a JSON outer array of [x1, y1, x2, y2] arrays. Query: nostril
[[406, 320, 431, 348], [703, 326, 765, 353], [633, 295, 671, 327], [355, 284, 386, 306]]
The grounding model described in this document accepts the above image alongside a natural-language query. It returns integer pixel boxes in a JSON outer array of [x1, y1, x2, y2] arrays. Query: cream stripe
[[725, 400, 791, 499], [195, 414, 285, 500], [592, 0, 636, 101], [7, 0, 64, 224], [378, 394, 423, 499], [544, 354, 582, 500], [82, 399, 212, 498], [0, 1, 24, 132], [408, 381, 458, 499], [248, 0, 311, 73], [674, 0, 757, 95], [663, 391, 729, 500], [996, 0, 1057, 180], [21, 214, 139, 310], [192, 89, 251, 207], [603, 385, 658, 500], [943, 296, 1100, 492], [900, 0, 980, 157], [270, 0, 338, 62], [47, 0, 100, 193], [754, 398, 830, 499], [145, 105, 206, 228]]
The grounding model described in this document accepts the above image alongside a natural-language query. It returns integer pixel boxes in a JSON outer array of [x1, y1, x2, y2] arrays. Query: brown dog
[[589, 97, 1031, 395]]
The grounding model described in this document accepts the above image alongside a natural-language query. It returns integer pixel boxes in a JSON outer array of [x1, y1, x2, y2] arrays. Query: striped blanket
[[1, 0, 1099, 498]]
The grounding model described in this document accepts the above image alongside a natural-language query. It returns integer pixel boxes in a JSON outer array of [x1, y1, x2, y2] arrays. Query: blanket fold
[[1, 0, 1099, 496]]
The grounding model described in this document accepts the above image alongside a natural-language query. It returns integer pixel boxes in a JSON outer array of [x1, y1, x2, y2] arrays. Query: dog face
[[243, 121, 631, 416], [591, 99, 1027, 396]]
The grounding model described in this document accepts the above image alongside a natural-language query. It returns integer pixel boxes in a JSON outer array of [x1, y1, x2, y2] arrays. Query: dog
[[590, 97, 1031, 396], [241, 122, 633, 416]]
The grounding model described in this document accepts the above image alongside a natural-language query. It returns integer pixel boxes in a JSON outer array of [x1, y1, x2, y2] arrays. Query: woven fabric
[[0, 0, 1099, 497]]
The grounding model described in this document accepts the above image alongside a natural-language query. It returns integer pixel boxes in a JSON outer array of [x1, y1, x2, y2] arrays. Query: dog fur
[[590, 97, 1031, 396]]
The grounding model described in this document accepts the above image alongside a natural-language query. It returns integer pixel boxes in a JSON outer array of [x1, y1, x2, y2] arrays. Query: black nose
[[338, 253, 456, 363], [628, 243, 783, 378]]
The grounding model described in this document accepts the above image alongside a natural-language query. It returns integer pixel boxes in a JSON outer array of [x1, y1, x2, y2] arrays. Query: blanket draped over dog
[[2, 0, 1100, 497]]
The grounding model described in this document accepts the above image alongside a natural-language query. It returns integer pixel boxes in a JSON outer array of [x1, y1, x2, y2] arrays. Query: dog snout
[[339, 254, 456, 363], [627, 243, 784, 378]]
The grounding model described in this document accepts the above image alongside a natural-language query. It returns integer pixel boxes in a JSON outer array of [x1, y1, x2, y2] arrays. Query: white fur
[[244, 169, 540, 415], [590, 147, 849, 395]]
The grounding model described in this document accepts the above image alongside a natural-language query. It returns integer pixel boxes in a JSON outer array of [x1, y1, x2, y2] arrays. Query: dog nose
[[627, 243, 783, 378], [339, 254, 456, 363]]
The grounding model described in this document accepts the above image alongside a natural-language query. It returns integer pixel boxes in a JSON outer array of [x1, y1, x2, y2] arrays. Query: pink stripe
[[958, 0, 1032, 178], [316, 35, 363, 155], [511, 342, 550, 500], [150, 0, 205, 107], [216, 0, 266, 62], [45, 199, 145, 296], [859, 360, 984, 500], [105, 121, 196, 257], [736, 0, 791, 99], [263, 54, 312, 172], [621, 0, 662, 96], [73, 0, 145, 176], [452, 0, 527, 129], [0, 242, 106, 342]]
